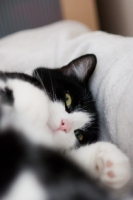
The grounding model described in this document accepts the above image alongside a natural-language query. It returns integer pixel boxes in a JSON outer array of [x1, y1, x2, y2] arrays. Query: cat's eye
[[65, 93, 72, 108], [74, 130, 83, 141]]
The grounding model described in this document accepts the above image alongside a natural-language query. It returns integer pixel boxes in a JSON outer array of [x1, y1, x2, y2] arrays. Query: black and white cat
[[0, 54, 131, 200]]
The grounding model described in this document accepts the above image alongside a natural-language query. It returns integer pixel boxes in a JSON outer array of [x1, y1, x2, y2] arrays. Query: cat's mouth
[[47, 124, 67, 134]]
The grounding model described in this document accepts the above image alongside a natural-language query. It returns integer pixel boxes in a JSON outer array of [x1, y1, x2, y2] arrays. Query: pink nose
[[58, 119, 73, 133]]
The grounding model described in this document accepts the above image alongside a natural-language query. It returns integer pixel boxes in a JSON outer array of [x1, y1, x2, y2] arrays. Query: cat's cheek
[[53, 131, 77, 150], [71, 111, 92, 131]]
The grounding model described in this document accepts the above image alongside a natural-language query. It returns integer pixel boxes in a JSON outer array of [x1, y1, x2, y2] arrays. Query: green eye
[[74, 130, 83, 141], [65, 93, 72, 107]]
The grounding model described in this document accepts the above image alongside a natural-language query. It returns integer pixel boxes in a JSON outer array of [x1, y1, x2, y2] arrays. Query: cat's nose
[[58, 119, 73, 133]]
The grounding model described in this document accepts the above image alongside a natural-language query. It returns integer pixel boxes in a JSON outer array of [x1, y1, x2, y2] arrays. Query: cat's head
[[33, 54, 99, 150]]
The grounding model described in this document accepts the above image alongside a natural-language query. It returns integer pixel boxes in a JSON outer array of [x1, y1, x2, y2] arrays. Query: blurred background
[[0, 0, 133, 38]]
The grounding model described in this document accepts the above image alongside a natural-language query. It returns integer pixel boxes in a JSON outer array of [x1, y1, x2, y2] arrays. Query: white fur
[[7, 79, 49, 126], [68, 142, 131, 189], [0, 79, 53, 147], [0, 80, 6, 88], [1, 171, 48, 200], [73, 59, 93, 81], [73, 63, 87, 81]]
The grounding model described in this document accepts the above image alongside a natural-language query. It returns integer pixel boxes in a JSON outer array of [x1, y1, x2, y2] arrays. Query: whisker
[[34, 70, 45, 89], [75, 92, 95, 108], [82, 92, 91, 101], [48, 70, 56, 101]]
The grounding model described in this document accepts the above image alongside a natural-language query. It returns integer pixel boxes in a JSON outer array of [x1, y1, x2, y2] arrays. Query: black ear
[[60, 54, 97, 83]]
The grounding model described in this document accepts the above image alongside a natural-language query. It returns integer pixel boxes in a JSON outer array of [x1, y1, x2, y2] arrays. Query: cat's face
[[33, 54, 99, 150]]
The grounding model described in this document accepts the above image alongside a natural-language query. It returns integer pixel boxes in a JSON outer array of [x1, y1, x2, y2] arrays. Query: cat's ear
[[60, 54, 97, 83]]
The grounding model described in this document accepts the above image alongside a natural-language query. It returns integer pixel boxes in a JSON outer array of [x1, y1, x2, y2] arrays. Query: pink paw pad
[[106, 161, 113, 167], [107, 171, 115, 178]]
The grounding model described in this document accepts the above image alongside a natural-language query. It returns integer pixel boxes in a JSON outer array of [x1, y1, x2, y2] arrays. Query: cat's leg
[[68, 142, 131, 189]]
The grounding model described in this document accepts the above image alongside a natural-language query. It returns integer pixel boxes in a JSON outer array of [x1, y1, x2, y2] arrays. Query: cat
[[0, 54, 131, 199]]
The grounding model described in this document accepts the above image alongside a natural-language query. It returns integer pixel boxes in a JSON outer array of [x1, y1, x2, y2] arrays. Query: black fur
[[0, 88, 14, 105], [0, 71, 41, 89], [0, 128, 113, 200]]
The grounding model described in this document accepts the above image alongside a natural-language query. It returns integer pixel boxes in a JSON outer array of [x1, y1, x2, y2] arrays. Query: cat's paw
[[95, 142, 131, 189]]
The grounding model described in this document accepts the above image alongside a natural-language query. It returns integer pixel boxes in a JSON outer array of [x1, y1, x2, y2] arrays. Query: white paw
[[95, 142, 131, 189]]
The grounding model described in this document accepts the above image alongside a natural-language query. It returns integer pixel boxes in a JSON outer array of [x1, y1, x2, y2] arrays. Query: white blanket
[[0, 20, 133, 169]]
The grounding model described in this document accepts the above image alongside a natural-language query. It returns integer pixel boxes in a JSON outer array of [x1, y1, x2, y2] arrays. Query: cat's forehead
[[37, 68, 80, 85], [33, 68, 86, 99]]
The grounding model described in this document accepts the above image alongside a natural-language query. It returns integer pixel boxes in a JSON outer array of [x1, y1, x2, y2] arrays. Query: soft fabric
[[0, 20, 133, 170]]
